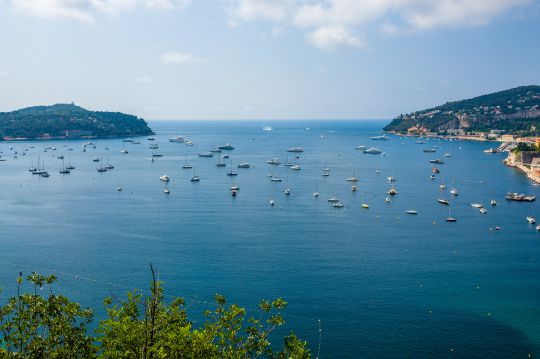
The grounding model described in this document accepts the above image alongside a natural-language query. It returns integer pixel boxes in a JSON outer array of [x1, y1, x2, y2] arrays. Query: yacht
[[480, 208, 488, 214], [443, 153, 452, 157], [370, 135, 389, 141], [352, 185, 357, 192], [198, 152, 214, 158], [182, 164, 193, 169], [332, 202, 344, 208], [185, 140, 194, 146], [429, 159, 444, 164], [290, 165, 301, 170], [446, 217, 457, 222], [471, 203, 483, 208], [149, 143, 159, 150], [385, 197, 391, 203], [438, 199, 450, 205], [160, 175, 170, 182], [346, 177, 359, 182], [406, 210, 418, 215], [270, 177, 282, 182], [287, 147, 304, 153], [327, 196, 340, 203], [218, 143, 235, 150], [322, 172, 330, 177], [191, 176, 200, 182], [237, 163, 251, 169], [284, 188, 291, 195], [363, 147, 382, 154], [163, 189, 170, 194], [527, 216, 536, 224], [450, 188, 459, 196], [355, 145, 366, 150], [267, 158, 281, 165], [490, 199, 497, 206], [169, 136, 185, 143], [387, 186, 398, 195], [423, 148, 437, 153], [361, 203, 369, 209], [376, 169, 381, 174], [387, 176, 396, 182], [484, 148, 498, 154]]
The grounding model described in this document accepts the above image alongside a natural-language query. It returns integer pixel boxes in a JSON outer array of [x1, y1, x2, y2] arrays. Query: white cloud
[[0, 70, 6, 76], [227, 0, 532, 49], [307, 26, 364, 50], [11, 0, 191, 22], [162, 51, 207, 65], [133, 75, 153, 83]]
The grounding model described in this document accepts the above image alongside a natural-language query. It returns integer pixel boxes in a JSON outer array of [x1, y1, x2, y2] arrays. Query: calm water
[[1, 120, 539, 358]]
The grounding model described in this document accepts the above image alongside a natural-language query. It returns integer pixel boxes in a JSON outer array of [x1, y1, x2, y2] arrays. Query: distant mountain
[[0, 103, 153, 140], [384, 86, 540, 135]]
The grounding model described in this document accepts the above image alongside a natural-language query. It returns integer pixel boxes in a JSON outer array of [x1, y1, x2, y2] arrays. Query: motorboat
[[363, 147, 382, 154], [218, 143, 235, 150], [160, 175, 170, 182], [237, 163, 251, 168], [287, 147, 304, 153]]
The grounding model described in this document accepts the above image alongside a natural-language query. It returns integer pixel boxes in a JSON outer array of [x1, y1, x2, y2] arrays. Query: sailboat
[[438, 188, 449, 205], [490, 189, 497, 206], [227, 161, 238, 176], [191, 168, 200, 182], [120, 142, 129, 154], [216, 154, 226, 167], [361, 192, 369, 209], [65, 159, 75, 170], [283, 167, 291, 195], [105, 154, 114, 170], [313, 180, 319, 197], [182, 153, 192, 169], [346, 170, 358, 182], [446, 207, 457, 222], [59, 158, 70, 174]]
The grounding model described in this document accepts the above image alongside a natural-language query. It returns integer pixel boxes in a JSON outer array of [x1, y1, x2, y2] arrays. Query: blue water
[[1, 120, 539, 358]]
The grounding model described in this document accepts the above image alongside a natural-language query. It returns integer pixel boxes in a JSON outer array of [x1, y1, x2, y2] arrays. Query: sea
[[1, 120, 539, 358]]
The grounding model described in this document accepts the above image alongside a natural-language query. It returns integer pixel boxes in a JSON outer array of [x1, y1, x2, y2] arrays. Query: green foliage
[[384, 85, 540, 134], [0, 272, 95, 358], [512, 142, 538, 153], [0, 103, 153, 139], [0, 269, 310, 358]]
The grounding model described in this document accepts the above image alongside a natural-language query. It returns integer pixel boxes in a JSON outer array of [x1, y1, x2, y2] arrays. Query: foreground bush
[[0, 268, 310, 358]]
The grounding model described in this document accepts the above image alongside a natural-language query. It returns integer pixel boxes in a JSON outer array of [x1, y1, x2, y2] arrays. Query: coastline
[[504, 153, 540, 184]]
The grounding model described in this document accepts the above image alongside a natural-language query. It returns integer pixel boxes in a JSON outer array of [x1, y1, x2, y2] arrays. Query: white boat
[[262, 126, 273, 131], [332, 202, 344, 208], [480, 208, 488, 214], [160, 175, 170, 182], [484, 148, 498, 154], [387, 186, 398, 195], [313, 180, 319, 198], [363, 147, 382, 154], [370, 135, 389, 141], [270, 177, 282, 182], [471, 203, 483, 208], [385, 197, 391, 203], [450, 188, 459, 196], [387, 176, 396, 182], [284, 188, 291, 195], [355, 145, 366, 150], [527, 216, 536, 224], [182, 164, 193, 169], [376, 169, 381, 174], [443, 153, 452, 157], [269, 199, 275, 206], [287, 147, 304, 153], [346, 177, 358, 182], [163, 189, 170, 194], [322, 172, 330, 177], [267, 158, 281, 165], [198, 152, 213, 158], [351, 185, 357, 192], [290, 165, 301, 170], [490, 200, 497, 206], [185, 140, 194, 146], [361, 203, 369, 209], [406, 210, 418, 215], [446, 217, 457, 222], [536, 225, 540, 231], [149, 143, 159, 149], [438, 199, 449, 205], [237, 163, 251, 168], [191, 176, 200, 182], [327, 196, 340, 203]]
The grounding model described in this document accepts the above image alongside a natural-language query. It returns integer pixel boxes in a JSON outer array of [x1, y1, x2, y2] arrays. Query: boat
[[217, 143, 234, 150], [210, 148, 222, 153], [322, 172, 330, 177], [471, 203, 483, 208], [387, 186, 398, 195], [287, 147, 304, 153], [483, 148, 498, 154], [267, 158, 280, 165], [450, 188, 459, 196], [327, 196, 340, 203], [216, 156, 227, 167], [352, 185, 357, 192], [262, 126, 273, 131], [332, 202, 344, 208], [198, 152, 213, 158], [57, 155, 64, 160], [479, 208, 488, 214], [59, 159, 70, 174], [406, 210, 418, 215], [346, 176, 358, 182], [160, 175, 170, 182], [105, 154, 114, 170], [438, 199, 449, 205], [290, 165, 301, 170], [430, 175, 435, 180], [191, 176, 200, 182], [361, 203, 369, 209], [387, 176, 396, 182], [231, 190, 237, 197], [370, 135, 389, 141], [270, 177, 282, 182], [363, 147, 382, 154], [490, 199, 497, 206], [415, 140, 426, 144], [505, 192, 536, 202], [527, 216, 536, 224], [92, 157, 100, 162], [269, 199, 275, 206], [429, 159, 444, 164], [185, 140, 194, 146], [376, 169, 381, 174], [423, 148, 437, 153], [443, 153, 452, 157], [152, 153, 163, 158], [163, 189, 170, 194], [169, 136, 185, 143], [227, 171, 238, 176], [237, 163, 251, 168], [432, 167, 440, 173], [313, 180, 319, 198], [149, 143, 159, 149], [117, 187, 123, 191], [284, 188, 291, 195], [355, 145, 366, 150], [385, 197, 391, 203], [446, 217, 457, 222], [182, 164, 193, 169]]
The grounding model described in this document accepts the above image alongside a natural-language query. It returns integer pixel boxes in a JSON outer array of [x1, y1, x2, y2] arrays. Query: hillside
[[384, 86, 540, 135], [0, 103, 153, 140]]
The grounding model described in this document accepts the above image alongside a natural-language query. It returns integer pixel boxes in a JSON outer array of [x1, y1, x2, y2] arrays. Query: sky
[[0, 0, 539, 120]]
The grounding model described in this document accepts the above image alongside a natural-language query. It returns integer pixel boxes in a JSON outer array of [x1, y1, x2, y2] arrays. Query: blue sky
[[0, 0, 539, 120]]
